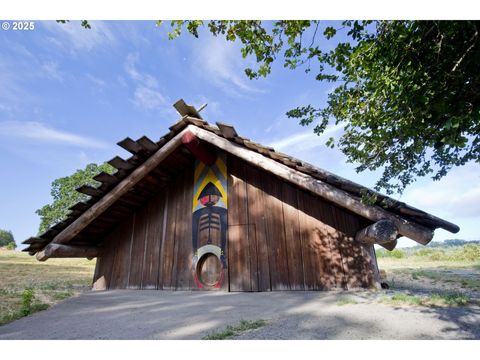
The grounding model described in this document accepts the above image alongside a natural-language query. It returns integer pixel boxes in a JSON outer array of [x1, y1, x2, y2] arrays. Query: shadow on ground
[[0, 289, 479, 340]]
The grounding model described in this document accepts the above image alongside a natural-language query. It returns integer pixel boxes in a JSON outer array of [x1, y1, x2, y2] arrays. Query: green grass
[[377, 244, 480, 293], [0, 287, 51, 324], [0, 249, 95, 325], [410, 269, 480, 291], [1, 303, 50, 324], [379, 292, 471, 307], [52, 290, 75, 301], [376, 248, 405, 259], [384, 267, 480, 292], [377, 244, 480, 268], [381, 293, 423, 306], [336, 298, 359, 306], [202, 319, 267, 340]]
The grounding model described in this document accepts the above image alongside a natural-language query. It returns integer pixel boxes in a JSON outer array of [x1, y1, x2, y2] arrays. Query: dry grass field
[[0, 248, 95, 325], [376, 244, 480, 304], [0, 244, 478, 327]]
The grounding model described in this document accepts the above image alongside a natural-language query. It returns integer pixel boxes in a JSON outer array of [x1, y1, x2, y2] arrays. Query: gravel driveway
[[0, 290, 479, 340]]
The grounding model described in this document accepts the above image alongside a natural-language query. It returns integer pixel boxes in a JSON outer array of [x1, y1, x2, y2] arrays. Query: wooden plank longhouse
[[22, 100, 460, 291]]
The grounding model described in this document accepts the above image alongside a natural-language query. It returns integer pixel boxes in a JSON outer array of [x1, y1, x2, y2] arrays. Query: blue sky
[[0, 20, 478, 249]]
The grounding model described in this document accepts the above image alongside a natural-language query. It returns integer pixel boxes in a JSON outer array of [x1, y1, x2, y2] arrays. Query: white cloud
[[133, 87, 167, 110], [0, 103, 12, 113], [41, 61, 64, 82], [268, 123, 343, 152], [258, 122, 348, 175], [403, 164, 480, 219], [86, 74, 106, 87], [124, 53, 159, 88], [193, 36, 263, 96], [191, 95, 222, 118], [124, 53, 169, 111], [42, 21, 116, 52], [0, 121, 108, 149]]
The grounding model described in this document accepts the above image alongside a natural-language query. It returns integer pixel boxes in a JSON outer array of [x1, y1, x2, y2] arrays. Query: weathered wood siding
[[227, 156, 377, 291], [93, 168, 194, 290], [94, 153, 378, 291]]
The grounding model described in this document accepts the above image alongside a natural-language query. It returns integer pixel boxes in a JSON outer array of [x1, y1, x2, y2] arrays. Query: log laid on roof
[[22, 236, 46, 245], [117, 137, 142, 155], [108, 156, 135, 170], [355, 219, 398, 246], [173, 99, 203, 119], [36, 244, 101, 261], [76, 185, 103, 197], [216, 122, 238, 139], [188, 124, 434, 245], [40, 126, 191, 260], [69, 202, 90, 212], [136, 136, 159, 152], [93, 172, 117, 186]]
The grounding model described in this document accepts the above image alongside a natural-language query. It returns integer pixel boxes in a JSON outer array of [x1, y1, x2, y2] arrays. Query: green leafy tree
[[36, 163, 115, 234], [0, 229, 15, 248], [158, 20, 479, 194], [62, 20, 479, 194]]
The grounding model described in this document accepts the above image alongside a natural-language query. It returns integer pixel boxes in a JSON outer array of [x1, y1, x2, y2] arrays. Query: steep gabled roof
[[23, 115, 459, 257]]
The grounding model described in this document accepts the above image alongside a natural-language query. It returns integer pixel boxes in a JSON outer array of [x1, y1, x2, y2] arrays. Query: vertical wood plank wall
[[94, 153, 377, 291], [93, 167, 194, 290], [227, 156, 377, 291]]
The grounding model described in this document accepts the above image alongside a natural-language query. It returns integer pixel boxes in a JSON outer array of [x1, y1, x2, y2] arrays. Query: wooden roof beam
[[22, 236, 46, 245], [188, 125, 435, 245], [93, 172, 117, 186], [136, 136, 159, 153], [108, 156, 135, 171], [36, 244, 101, 261], [42, 126, 190, 252], [173, 99, 204, 119], [117, 137, 142, 155], [216, 122, 238, 139], [76, 185, 103, 197]]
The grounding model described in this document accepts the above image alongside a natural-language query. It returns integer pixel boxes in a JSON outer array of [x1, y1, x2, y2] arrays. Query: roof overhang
[[25, 117, 460, 260]]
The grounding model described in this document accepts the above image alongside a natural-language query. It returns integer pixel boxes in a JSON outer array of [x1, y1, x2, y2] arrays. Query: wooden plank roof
[[22, 115, 460, 255]]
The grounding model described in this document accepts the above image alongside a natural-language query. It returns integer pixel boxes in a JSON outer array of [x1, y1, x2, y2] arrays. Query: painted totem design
[[192, 153, 227, 288]]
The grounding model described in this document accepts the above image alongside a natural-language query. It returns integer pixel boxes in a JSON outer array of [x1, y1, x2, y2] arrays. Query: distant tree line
[[0, 229, 16, 249], [377, 240, 480, 261], [421, 239, 480, 248], [36, 163, 115, 233]]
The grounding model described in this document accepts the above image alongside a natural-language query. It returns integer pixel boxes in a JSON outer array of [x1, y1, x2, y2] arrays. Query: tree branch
[[452, 28, 478, 72]]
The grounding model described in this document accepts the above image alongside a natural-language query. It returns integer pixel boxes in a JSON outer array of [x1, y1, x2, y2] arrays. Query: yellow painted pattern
[[215, 157, 227, 178], [194, 161, 205, 181], [192, 156, 228, 211]]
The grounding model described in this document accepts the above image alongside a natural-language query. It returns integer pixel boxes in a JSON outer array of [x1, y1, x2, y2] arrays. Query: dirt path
[[0, 290, 478, 340]]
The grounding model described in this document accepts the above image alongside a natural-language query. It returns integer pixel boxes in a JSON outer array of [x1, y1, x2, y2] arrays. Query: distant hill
[[422, 239, 480, 248], [395, 239, 480, 256]]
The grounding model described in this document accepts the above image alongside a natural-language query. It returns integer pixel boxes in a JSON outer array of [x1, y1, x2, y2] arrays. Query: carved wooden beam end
[[378, 239, 397, 251], [355, 219, 399, 250]]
